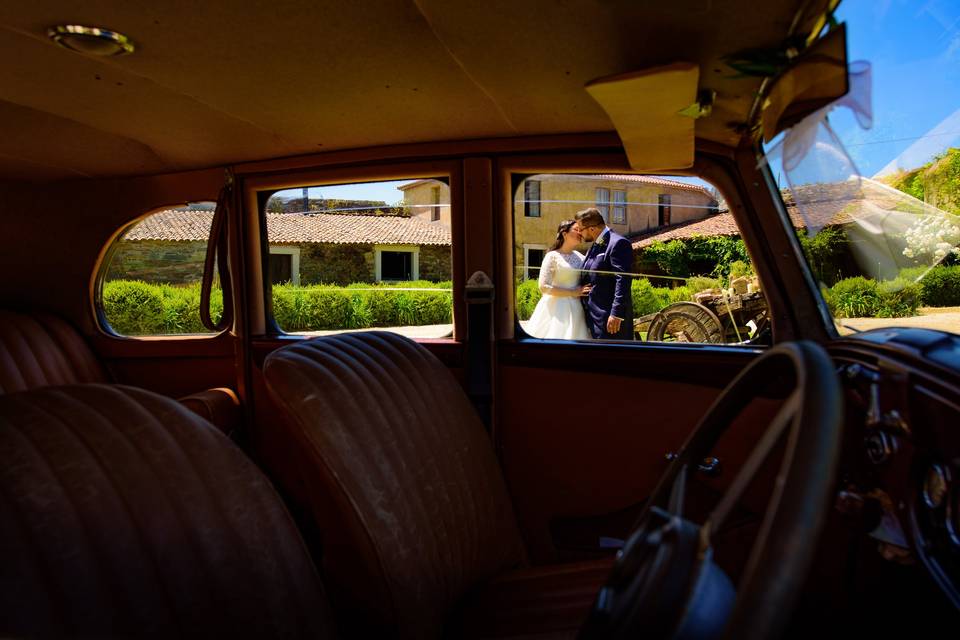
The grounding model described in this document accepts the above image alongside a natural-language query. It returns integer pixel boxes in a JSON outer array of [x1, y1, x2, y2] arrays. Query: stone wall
[[105, 240, 207, 284], [299, 244, 373, 285], [107, 240, 451, 286], [419, 245, 452, 281]]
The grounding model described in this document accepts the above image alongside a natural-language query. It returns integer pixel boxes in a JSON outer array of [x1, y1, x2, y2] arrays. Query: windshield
[[763, 0, 960, 338]]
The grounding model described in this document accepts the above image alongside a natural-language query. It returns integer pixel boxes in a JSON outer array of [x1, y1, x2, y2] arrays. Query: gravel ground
[[836, 307, 960, 335]]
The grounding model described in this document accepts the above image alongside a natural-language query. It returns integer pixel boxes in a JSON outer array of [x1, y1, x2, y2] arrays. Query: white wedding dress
[[525, 250, 590, 340]]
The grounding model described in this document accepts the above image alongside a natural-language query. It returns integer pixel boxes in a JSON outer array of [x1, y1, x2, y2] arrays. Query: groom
[[575, 208, 634, 340]]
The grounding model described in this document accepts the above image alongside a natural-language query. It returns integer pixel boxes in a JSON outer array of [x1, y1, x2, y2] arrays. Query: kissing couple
[[525, 207, 634, 340]]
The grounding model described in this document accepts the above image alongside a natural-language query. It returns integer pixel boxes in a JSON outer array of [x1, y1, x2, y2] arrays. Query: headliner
[[0, 1, 830, 181]]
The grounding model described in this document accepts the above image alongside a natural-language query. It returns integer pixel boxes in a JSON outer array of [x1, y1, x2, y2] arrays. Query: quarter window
[[99, 203, 220, 336]]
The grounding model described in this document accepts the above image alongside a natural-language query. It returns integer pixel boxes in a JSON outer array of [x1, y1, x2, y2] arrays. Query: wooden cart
[[634, 285, 768, 344]]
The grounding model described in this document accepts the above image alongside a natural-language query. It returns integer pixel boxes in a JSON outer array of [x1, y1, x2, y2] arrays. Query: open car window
[[99, 203, 221, 336], [513, 174, 770, 345], [261, 179, 453, 339]]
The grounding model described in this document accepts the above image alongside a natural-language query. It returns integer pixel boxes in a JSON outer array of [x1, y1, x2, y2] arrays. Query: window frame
[[523, 244, 549, 281], [268, 245, 301, 285], [498, 155, 791, 346], [611, 189, 627, 225], [524, 179, 541, 218], [93, 204, 228, 339], [596, 187, 610, 219], [374, 244, 420, 282], [242, 160, 463, 340], [658, 194, 672, 227]]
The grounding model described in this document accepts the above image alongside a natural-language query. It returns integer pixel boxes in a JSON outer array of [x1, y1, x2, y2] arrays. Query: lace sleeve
[[538, 251, 556, 290]]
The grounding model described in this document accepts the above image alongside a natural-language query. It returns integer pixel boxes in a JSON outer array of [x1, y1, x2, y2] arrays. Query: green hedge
[[638, 235, 750, 278], [824, 276, 921, 318], [900, 265, 960, 307], [102, 280, 451, 335], [272, 281, 452, 331], [102, 280, 222, 335]]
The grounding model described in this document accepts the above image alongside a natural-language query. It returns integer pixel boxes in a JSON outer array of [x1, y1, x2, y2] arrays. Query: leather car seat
[[0, 383, 336, 638], [0, 309, 240, 434], [263, 331, 611, 639]]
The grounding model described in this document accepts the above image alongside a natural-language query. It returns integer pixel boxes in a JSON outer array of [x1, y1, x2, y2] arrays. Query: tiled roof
[[631, 204, 861, 249], [550, 174, 714, 198], [124, 210, 451, 246]]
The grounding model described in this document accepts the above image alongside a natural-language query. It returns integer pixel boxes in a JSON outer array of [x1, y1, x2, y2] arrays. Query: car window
[[514, 174, 769, 345], [764, 4, 960, 339], [99, 203, 221, 336], [262, 179, 453, 339]]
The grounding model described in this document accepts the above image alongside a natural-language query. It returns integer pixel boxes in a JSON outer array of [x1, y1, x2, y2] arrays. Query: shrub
[[875, 279, 921, 318], [104, 279, 453, 334], [641, 236, 750, 278], [685, 277, 721, 294], [798, 226, 848, 285], [727, 260, 753, 280], [907, 265, 960, 307], [827, 277, 880, 318], [631, 279, 672, 316], [515, 279, 542, 321], [826, 276, 920, 318], [102, 280, 167, 334]]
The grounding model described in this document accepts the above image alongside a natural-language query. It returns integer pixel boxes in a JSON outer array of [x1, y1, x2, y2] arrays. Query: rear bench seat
[[0, 309, 240, 435]]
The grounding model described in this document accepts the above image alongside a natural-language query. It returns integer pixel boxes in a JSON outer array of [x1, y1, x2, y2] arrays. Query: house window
[[596, 188, 610, 220], [658, 194, 672, 226], [612, 190, 626, 224], [375, 245, 420, 281], [523, 245, 547, 280], [431, 186, 441, 221], [268, 246, 300, 285], [524, 180, 541, 217]]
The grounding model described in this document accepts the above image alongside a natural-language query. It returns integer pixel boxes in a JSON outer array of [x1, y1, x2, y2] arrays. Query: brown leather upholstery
[[454, 558, 614, 638], [263, 331, 528, 639], [0, 309, 106, 393], [0, 309, 241, 434], [179, 386, 242, 435], [0, 384, 335, 638]]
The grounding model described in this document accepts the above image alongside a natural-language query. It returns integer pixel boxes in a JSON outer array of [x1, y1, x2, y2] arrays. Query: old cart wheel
[[647, 302, 724, 343]]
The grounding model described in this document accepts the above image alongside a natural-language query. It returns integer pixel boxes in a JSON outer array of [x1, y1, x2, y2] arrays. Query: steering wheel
[[579, 341, 843, 640]]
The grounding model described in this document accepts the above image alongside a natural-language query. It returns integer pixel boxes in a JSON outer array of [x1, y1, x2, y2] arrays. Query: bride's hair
[[549, 219, 576, 252]]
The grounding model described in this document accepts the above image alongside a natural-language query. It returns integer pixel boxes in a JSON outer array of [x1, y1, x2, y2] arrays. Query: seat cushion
[[0, 384, 335, 638], [263, 331, 528, 639], [454, 557, 614, 638], [0, 310, 106, 393]]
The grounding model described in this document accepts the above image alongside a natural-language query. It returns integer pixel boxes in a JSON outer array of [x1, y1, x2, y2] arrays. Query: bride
[[525, 220, 591, 340]]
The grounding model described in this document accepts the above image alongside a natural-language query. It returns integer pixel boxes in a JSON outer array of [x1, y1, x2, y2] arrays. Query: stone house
[[397, 179, 452, 226], [512, 174, 718, 279], [106, 209, 452, 286]]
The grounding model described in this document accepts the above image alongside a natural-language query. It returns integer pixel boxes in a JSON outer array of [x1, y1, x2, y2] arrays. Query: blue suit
[[581, 228, 634, 339]]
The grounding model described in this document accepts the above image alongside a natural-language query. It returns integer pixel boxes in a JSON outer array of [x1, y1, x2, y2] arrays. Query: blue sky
[[832, 0, 960, 177]]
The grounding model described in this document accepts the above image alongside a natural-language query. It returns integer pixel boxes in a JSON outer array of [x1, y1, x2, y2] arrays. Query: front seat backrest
[[0, 310, 106, 393], [0, 384, 335, 638], [263, 331, 527, 639]]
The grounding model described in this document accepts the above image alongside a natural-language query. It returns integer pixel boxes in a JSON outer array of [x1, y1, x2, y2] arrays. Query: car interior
[[1, 1, 959, 638]]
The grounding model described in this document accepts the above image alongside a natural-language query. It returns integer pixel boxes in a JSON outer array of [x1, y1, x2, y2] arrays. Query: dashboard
[[830, 328, 960, 617]]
